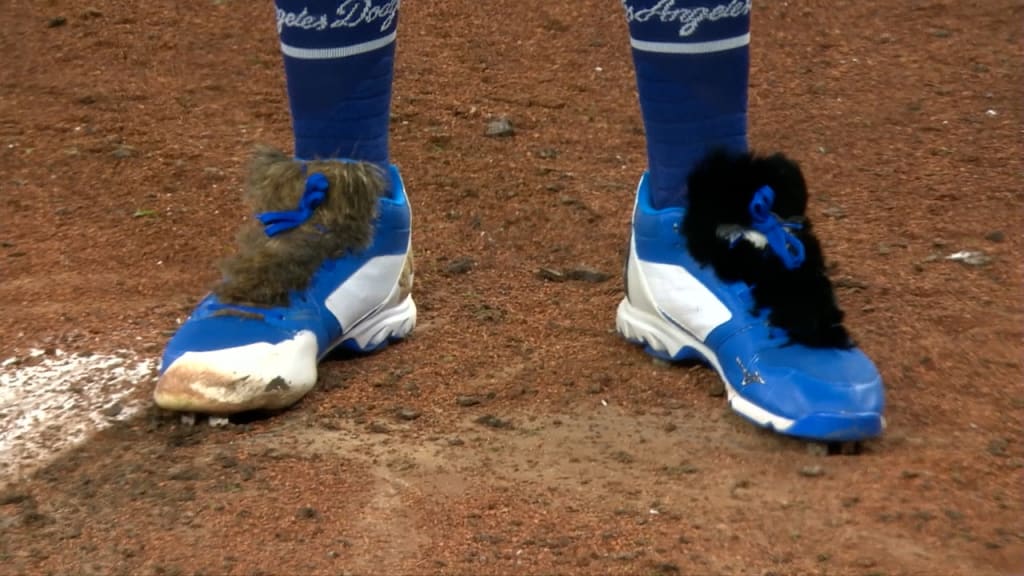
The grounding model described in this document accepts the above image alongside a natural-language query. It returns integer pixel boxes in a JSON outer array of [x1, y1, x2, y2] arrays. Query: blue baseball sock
[[623, 0, 751, 208], [274, 1, 400, 164]]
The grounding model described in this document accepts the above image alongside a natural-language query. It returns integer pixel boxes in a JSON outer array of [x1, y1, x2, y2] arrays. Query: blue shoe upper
[[630, 173, 884, 438], [160, 165, 410, 373]]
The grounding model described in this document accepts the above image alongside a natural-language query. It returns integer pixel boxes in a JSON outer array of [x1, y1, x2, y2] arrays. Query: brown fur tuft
[[215, 146, 386, 306]]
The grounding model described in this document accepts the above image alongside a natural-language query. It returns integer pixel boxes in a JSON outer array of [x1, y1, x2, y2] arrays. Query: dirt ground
[[1, 0, 1022, 574]]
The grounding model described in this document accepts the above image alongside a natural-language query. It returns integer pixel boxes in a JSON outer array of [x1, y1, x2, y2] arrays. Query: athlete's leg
[[154, 1, 414, 415], [278, 0, 398, 163], [617, 0, 885, 441], [623, 0, 750, 209]]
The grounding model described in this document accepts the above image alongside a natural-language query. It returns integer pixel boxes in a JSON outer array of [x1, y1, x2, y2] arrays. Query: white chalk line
[[0, 348, 157, 482]]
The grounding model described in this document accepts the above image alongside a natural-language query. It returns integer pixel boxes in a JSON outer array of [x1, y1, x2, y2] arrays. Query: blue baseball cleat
[[154, 148, 415, 414], [616, 156, 884, 442]]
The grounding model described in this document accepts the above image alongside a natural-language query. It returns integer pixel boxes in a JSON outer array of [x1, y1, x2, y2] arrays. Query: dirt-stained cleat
[[154, 148, 415, 415], [616, 150, 884, 442]]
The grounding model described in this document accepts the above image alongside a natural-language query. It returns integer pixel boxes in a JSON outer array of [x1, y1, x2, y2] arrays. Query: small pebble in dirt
[[456, 395, 482, 407], [558, 193, 583, 206], [367, 421, 391, 434], [822, 205, 846, 219], [47, 16, 67, 27], [111, 144, 137, 159], [151, 564, 184, 576], [611, 450, 634, 464], [833, 276, 869, 291], [945, 250, 990, 266], [444, 257, 474, 275], [984, 230, 1005, 243], [987, 437, 1009, 457], [100, 401, 123, 418], [943, 509, 964, 521], [566, 266, 611, 283], [238, 464, 255, 481], [168, 465, 199, 481], [475, 414, 513, 429], [296, 506, 319, 520], [474, 304, 504, 322], [664, 463, 699, 476], [485, 117, 514, 137], [473, 532, 504, 544], [536, 267, 566, 282], [651, 562, 681, 575], [213, 452, 238, 468], [799, 465, 825, 477], [446, 437, 465, 446], [396, 407, 421, 421]]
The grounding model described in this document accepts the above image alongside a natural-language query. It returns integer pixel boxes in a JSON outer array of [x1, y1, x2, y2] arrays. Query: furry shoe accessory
[[616, 150, 884, 441], [154, 147, 416, 415]]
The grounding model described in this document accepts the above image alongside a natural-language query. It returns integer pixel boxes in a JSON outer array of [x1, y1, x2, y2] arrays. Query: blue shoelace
[[726, 185, 807, 344], [747, 185, 805, 270], [257, 171, 329, 237]]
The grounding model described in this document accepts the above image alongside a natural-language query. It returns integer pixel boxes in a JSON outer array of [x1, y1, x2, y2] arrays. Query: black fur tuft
[[683, 149, 853, 349]]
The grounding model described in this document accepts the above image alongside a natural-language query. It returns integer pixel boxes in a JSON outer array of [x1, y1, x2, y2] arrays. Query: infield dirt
[[1, 1, 1021, 574]]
